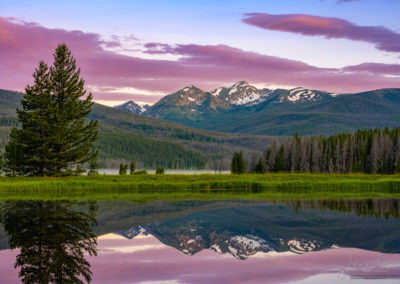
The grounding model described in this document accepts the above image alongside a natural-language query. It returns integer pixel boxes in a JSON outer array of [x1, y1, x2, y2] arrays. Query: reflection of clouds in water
[[88, 234, 400, 284], [99, 234, 165, 254]]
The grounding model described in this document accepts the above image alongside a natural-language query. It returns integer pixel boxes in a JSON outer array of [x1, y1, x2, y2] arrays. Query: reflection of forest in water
[[0, 198, 400, 283], [289, 198, 400, 218]]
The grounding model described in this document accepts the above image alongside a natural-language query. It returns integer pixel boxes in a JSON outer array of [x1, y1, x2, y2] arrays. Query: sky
[[1, 0, 400, 106]]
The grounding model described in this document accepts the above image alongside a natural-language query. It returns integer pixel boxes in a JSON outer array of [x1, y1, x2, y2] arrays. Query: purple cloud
[[344, 63, 400, 75], [0, 16, 399, 104], [242, 13, 400, 53]]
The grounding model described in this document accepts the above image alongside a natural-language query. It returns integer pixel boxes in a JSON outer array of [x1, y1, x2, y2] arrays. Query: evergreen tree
[[48, 44, 98, 175], [156, 166, 164, 174], [231, 152, 238, 174], [3, 44, 98, 176], [4, 62, 52, 176], [395, 157, 400, 174], [259, 128, 400, 175], [238, 151, 245, 174], [119, 164, 127, 175], [275, 145, 285, 171], [3, 128, 24, 176], [254, 158, 264, 173], [130, 161, 135, 175], [231, 151, 245, 174]]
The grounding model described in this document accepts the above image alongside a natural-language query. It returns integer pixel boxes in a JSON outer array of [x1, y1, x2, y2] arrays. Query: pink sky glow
[[1, 16, 399, 105]]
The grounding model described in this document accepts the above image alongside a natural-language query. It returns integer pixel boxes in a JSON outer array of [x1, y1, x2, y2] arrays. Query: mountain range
[[0, 89, 275, 169], [116, 81, 400, 135], [1, 199, 399, 259], [3, 81, 400, 168]]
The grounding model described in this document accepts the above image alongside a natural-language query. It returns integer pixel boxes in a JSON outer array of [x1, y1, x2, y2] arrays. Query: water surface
[[0, 198, 400, 283]]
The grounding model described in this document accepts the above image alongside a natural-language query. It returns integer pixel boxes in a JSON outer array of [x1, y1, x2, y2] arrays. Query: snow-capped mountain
[[115, 81, 334, 116], [174, 84, 209, 106], [210, 81, 273, 106], [115, 101, 150, 114], [111, 82, 400, 136], [279, 87, 332, 103]]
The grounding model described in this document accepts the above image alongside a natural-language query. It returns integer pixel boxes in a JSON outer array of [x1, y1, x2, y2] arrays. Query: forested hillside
[[0, 89, 278, 169], [258, 128, 400, 174]]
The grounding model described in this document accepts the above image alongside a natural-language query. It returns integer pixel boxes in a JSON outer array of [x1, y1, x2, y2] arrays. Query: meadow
[[1, 173, 400, 201]]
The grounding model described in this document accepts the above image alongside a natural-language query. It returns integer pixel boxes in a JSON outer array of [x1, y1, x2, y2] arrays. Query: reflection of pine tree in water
[[0, 201, 98, 284]]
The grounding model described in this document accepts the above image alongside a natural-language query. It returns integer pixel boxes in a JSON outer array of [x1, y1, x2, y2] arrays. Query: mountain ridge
[[0, 89, 277, 169], [115, 101, 150, 115], [115, 82, 400, 135]]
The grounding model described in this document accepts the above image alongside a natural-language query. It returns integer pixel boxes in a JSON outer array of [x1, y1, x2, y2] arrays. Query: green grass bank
[[1, 173, 400, 201]]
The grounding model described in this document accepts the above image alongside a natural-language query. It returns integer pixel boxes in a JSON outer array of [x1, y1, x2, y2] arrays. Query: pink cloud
[[242, 13, 400, 53], [343, 62, 400, 75], [0, 17, 399, 104]]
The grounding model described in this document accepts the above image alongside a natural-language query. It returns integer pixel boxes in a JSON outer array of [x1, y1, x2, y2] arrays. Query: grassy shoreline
[[1, 173, 400, 201]]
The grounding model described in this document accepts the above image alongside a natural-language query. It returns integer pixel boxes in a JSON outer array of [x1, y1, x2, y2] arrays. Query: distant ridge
[[0, 88, 276, 169], [114, 82, 400, 136], [115, 101, 149, 114]]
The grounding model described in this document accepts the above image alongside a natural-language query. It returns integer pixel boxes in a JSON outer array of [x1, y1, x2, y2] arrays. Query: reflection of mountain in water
[[116, 199, 400, 260], [1, 198, 400, 262]]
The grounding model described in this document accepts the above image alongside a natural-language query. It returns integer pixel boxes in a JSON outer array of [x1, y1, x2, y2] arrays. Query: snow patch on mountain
[[280, 87, 332, 103], [246, 90, 275, 106], [218, 81, 272, 106], [231, 88, 261, 105], [286, 88, 316, 102], [228, 81, 249, 95], [210, 87, 223, 97]]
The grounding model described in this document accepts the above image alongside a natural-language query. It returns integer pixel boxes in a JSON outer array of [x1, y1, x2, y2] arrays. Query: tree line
[[245, 128, 400, 174]]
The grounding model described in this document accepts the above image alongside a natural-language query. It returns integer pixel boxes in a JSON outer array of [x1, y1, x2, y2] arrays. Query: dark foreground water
[[0, 198, 400, 283]]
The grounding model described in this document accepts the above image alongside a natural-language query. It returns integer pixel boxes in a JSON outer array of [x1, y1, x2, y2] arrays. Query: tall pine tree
[[231, 151, 245, 174], [3, 62, 52, 176], [48, 44, 98, 175], [4, 44, 98, 176]]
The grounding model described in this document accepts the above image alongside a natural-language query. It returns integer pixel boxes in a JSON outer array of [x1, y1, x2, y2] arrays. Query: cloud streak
[[242, 13, 400, 53], [0, 17, 399, 104]]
